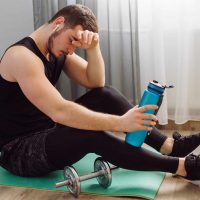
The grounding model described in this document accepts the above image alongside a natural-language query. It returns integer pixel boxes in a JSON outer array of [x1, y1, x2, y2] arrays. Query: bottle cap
[[150, 80, 165, 89], [151, 80, 174, 89], [148, 81, 165, 94], [148, 80, 174, 94]]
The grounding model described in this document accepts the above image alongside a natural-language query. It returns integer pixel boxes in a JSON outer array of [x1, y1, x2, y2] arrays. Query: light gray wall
[[0, 0, 34, 57]]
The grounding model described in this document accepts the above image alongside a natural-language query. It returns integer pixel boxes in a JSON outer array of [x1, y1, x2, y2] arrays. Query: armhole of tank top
[[0, 49, 8, 63], [0, 44, 19, 63], [0, 44, 27, 83], [0, 42, 33, 64]]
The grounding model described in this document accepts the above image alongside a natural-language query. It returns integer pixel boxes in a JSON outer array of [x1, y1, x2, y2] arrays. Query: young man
[[0, 4, 200, 185]]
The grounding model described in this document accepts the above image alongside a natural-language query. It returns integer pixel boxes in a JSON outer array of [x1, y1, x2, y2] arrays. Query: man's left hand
[[72, 30, 99, 49]]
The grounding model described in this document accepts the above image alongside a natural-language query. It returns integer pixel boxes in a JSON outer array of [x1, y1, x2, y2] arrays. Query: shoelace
[[189, 153, 198, 160], [173, 131, 199, 142], [173, 131, 182, 140]]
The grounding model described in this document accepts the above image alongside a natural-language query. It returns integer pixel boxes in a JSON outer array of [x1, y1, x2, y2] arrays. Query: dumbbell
[[55, 157, 118, 197]]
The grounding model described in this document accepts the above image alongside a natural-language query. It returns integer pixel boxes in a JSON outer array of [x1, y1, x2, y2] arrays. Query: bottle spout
[[163, 84, 174, 89]]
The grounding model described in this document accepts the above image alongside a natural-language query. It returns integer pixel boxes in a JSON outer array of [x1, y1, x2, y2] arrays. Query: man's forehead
[[73, 25, 83, 32], [71, 25, 83, 39]]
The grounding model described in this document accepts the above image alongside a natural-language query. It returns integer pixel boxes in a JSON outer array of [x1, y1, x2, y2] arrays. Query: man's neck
[[29, 24, 51, 57]]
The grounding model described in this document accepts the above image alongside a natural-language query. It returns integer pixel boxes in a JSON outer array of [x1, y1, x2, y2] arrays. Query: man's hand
[[120, 105, 158, 132], [72, 30, 99, 49]]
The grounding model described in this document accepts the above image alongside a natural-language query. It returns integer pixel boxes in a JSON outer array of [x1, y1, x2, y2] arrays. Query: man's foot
[[184, 154, 200, 186], [169, 131, 200, 157]]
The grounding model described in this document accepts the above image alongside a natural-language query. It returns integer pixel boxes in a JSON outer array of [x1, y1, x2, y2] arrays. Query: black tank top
[[0, 37, 66, 147]]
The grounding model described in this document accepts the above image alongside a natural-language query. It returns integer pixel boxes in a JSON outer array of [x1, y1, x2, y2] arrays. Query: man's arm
[[63, 31, 105, 88], [4, 46, 157, 132]]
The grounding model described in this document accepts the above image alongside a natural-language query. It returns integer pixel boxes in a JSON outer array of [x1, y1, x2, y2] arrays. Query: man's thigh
[[0, 127, 56, 177]]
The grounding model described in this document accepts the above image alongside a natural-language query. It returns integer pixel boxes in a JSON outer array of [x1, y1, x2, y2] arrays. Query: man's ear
[[53, 16, 65, 30]]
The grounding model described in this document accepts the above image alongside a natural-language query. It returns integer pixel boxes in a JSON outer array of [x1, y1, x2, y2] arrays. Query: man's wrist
[[107, 115, 122, 132], [86, 42, 99, 52]]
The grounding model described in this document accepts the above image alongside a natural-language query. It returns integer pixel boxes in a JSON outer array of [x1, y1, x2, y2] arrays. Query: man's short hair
[[48, 4, 98, 33]]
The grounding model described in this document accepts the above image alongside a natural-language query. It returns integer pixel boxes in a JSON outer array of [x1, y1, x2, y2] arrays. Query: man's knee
[[91, 85, 119, 99]]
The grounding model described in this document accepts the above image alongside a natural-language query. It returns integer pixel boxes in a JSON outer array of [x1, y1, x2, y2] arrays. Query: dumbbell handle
[[55, 179, 71, 188], [55, 165, 118, 188]]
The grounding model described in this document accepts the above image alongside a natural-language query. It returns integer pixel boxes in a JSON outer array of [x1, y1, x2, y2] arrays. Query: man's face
[[48, 25, 83, 58]]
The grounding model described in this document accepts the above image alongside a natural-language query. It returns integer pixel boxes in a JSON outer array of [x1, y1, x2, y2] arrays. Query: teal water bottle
[[125, 80, 173, 147]]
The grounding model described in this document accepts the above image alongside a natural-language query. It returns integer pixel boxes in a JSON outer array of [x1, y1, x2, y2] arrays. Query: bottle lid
[[150, 80, 164, 88], [148, 80, 174, 94]]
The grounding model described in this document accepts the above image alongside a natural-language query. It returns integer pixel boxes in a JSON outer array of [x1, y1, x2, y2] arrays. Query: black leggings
[[46, 86, 179, 174]]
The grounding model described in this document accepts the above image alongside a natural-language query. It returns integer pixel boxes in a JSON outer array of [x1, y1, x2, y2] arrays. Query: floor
[[1, 130, 200, 200]]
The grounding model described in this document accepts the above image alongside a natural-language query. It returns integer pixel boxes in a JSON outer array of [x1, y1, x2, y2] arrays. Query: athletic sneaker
[[169, 131, 200, 157], [184, 153, 200, 186]]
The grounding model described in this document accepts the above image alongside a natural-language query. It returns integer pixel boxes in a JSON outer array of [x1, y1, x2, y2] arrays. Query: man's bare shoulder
[[3, 45, 41, 63], [0, 45, 44, 82]]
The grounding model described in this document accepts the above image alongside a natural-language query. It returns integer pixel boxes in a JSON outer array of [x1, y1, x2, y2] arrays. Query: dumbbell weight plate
[[63, 166, 80, 197], [94, 157, 112, 188]]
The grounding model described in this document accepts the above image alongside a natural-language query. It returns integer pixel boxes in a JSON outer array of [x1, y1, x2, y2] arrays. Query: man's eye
[[70, 39, 75, 44]]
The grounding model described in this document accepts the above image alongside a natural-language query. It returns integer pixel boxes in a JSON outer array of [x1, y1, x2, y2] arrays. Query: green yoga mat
[[0, 153, 165, 200]]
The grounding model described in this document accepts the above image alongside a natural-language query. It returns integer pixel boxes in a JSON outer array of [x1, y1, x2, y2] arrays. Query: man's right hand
[[120, 105, 158, 132]]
